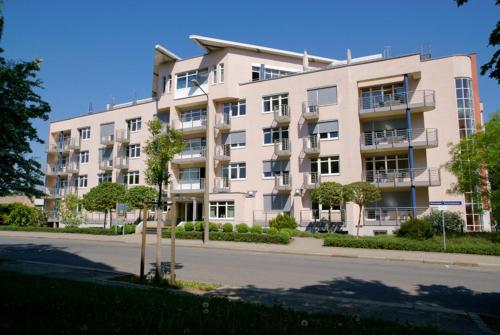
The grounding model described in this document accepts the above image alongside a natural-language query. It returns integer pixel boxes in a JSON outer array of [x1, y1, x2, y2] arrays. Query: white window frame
[[167, 75, 172, 93], [262, 94, 288, 113], [78, 175, 88, 188], [222, 162, 246, 180], [79, 127, 91, 140], [210, 66, 217, 85], [124, 171, 140, 185], [209, 201, 235, 219], [129, 144, 141, 159], [127, 118, 142, 132], [263, 126, 288, 145], [307, 85, 338, 107], [98, 173, 112, 184], [218, 63, 224, 83], [319, 130, 339, 140], [176, 68, 208, 90], [311, 156, 340, 176], [79, 151, 89, 164], [224, 99, 246, 118]]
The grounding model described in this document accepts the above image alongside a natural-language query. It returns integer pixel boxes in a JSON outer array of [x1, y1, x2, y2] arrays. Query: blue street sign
[[429, 201, 462, 206]]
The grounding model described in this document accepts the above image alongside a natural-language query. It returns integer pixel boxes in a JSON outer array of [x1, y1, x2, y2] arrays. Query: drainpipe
[[404, 74, 417, 216]]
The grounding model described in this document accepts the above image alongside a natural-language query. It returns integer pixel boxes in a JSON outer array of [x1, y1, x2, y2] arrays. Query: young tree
[[81, 182, 126, 228], [124, 185, 157, 222], [348, 181, 381, 238], [0, 15, 51, 197], [144, 119, 185, 282], [59, 193, 84, 227], [311, 182, 351, 224]]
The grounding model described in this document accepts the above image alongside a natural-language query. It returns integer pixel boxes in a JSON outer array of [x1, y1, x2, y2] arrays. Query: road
[[0, 235, 499, 318]]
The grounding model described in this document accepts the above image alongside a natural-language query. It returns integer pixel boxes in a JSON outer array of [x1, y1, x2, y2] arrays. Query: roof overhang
[[152, 44, 181, 97]]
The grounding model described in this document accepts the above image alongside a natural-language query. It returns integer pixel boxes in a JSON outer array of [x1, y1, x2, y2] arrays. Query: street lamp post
[[191, 79, 210, 244]]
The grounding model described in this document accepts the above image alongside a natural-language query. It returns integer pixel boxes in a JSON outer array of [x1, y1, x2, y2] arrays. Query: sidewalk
[[1, 230, 500, 268]]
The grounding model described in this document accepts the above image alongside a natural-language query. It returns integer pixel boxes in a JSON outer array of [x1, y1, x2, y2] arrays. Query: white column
[[192, 198, 197, 221]]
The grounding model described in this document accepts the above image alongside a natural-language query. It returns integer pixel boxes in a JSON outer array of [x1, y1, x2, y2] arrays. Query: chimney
[[302, 50, 309, 71], [347, 49, 352, 64]]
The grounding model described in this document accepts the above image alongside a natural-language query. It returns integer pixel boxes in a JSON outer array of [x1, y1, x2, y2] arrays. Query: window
[[308, 120, 339, 140], [180, 108, 207, 122], [263, 127, 288, 144], [127, 118, 142, 132], [264, 68, 293, 79], [364, 155, 409, 175], [161, 76, 166, 94], [79, 151, 89, 164], [311, 156, 340, 175], [263, 94, 288, 113], [455, 77, 475, 138], [124, 171, 140, 185], [263, 194, 291, 212], [222, 163, 246, 180], [307, 86, 337, 106], [223, 100, 246, 117], [222, 131, 246, 148], [252, 66, 261, 81], [211, 66, 217, 85], [129, 144, 140, 158], [263, 160, 289, 178], [98, 173, 112, 184], [79, 127, 91, 140], [210, 201, 234, 219], [219, 63, 224, 83], [361, 84, 405, 109], [180, 167, 204, 181], [78, 175, 88, 188], [176, 68, 209, 89]]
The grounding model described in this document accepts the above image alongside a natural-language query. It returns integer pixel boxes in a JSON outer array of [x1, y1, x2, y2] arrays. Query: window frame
[[224, 99, 246, 118], [129, 144, 141, 159], [176, 68, 209, 90], [311, 156, 340, 176], [78, 175, 88, 188], [209, 201, 235, 219], [219, 63, 224, 83], [124, 170, 140, 186], [98, 173, 112, 184], [262, 94, 288, 113], [263, 126, 288, 145], [127, 118, 142, 132], [79, 151, 89, 164], [222, 162, 246, 180], [79, 127, 91, 140]]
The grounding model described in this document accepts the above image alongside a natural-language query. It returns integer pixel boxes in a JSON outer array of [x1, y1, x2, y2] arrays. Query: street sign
[[428, 201, 463, 252], [438, 205, 447, 211], [429, 201, 462, 206]]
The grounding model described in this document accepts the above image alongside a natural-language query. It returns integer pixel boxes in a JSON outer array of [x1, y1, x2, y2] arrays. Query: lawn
[[0, 271, 451, 335]]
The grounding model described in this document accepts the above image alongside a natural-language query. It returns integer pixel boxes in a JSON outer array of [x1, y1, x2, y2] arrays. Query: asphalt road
[[1, 236, 499, 316]]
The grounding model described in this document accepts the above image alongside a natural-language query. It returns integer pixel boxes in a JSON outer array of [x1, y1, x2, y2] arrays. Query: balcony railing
[[360, 128, 438, 151], [275, 173, 292, 192], [100, 134, 115, 146], [214, 177, 230, 193], [172, 147, 206, 164], [363, 207, 429, 226], [359, 90, 435, 116], [99, 159, 114, 171], [45, 187, 76, 199], [171, 117, 207, 133], [302, 102, 319, 120], [273, 104, 290, 124], [114, 156, 129, 169], [214, 144, 231, 161], [274, 138, 291, 157], [303, 135, 320, 155], [299, 209, 344, 228], [46, 164, 68, 176], [363, 168, 441, 187], [214, 113, 231, 131], [171, 178, 205, 194], [66, 162, 80, 174], [68, 138, 81, 150], [303, 172, 321, 189], [46, 140, 71, 153], [115, 129, 130, 143]]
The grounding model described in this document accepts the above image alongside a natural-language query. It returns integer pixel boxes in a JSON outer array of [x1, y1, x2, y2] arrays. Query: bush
[[176, 225, 185, 233], [236, 223, 249, 233], [184, 222, 194, 231], [222, 223, 233, 233], [250, 225, 262, 234], [269, 214, 297, 230], [396, 217, 434, 240], [267, 227, 279, 235], [209, 223, 219, 232], [161, 231, 290, 244], [4, 204, 47, 227], [278, 230, 291, 241], [422, 210, 465, 233], [194, 221, 204, 232]]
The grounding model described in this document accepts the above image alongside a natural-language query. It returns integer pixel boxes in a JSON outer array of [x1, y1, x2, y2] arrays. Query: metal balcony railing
[[275, 173, 292, 191], [274, 138, 291, 156], [359, 90, 435, 114], [66, 162, 80, 174], [99, 159, 114, 171], [303, 135, 320, 155], [360, 128, 438, 151], [214, 177, 230, 193], [171, 117, 207, 132], [214, 113, 231, 130], [363, 168, 441, 187], [46, 164, 68, 176], [363, 207, 429, 226], [114, 156, 129, 169], [214, 144, 231, 161], [171, 178, 205, 193], [45, 187, 75, 198], [299, 209, 344, 227], [303, 172, 321, 189], [68, 138, 81, 150], [100, 134, 115, 146], [302, 102, 319, 120], [273, 104, 290, 123], [46, 139, 71, 152], [115, 129, 130, 143], [173, 147, 206, 163]]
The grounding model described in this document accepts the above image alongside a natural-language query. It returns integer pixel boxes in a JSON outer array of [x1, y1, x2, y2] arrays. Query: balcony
[[214, 144, 231, 162], [274, 138, 291, 157], [66, 162, 79, 174], [100, 134, 115, 146], [214, 113, 231, 131], [360, 128, 438, 152], [68, 138, 80, 150], [302, 102, 319, 121], [171, 178, 205, 194], [172, 147, 206, 165], [274, 173, 292, 192], [303, 136, 320, 156], [171, 117, 207, 135], [303, 172, 321, 189], [359, 90, 435, 118], [273, 105, 290, 124], [363, 168, 441, 188], [363, 207, 428, 226], [45, 187, 75, 199], [45, 164, 68, 176], [99, 159, 114, 171], [214, 177, 230, 193], [114, 157, 129, 169], [115, 129, 130, 143], [299, 209, 344, 229], [46, 140, 71, 153]]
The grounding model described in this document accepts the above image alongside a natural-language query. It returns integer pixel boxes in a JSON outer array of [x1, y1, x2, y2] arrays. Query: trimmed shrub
[[268, 213, 297, 230], [175, 225, 185, 233], [184, 222, 194, 231], [250, 225, 262, 234], [422, 210, 465, 233], [277, 230, 291, 241], [396, 217, 434, 240], [0, 225, 134, 235], [222, 223, 233, 233], [210, 232, 290, 244], [194, 221, 204, 232], [267, 227, 279, 235], [236, 223, 249, 234], [4, 204, 47, 227], [209, 223, 219, 232]]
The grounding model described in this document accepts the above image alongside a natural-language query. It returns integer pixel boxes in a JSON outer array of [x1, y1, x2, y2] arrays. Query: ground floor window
[[209, 201, 234, 219], [124, 171, 140, 185]]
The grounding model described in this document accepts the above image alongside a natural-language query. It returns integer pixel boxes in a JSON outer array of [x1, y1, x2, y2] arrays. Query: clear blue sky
[[2, 0, 499, 166]]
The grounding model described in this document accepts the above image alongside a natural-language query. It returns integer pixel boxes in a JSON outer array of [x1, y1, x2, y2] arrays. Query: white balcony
[[171, 178, 205, 194], [45, 187, 76, 199], [46, 140, 71, 153], [99, 159, 114, 171], [68, 138, 81, 150], [172, 147, 206, 165], [214, 177, 230, 193], [274, 138, 291, 157], [303, 172, 321, 189], [100, 134, 115, 146], [214, 144, 231, 161], [303, 136, 320, 156], [66, 162, 80, 174], [359, 90, 435, 118], [115, 129, 130, 143], [302, 102, 319, 121], [114, 156, 129, 169], [360, 128, 438, 152], [214, 113, 231, 131], [363, 168, 441, 188], [364, 207, 429, 226], [274, 173, 292, 192], [273, 104, 290, 124], [171, 117, 207, 135]]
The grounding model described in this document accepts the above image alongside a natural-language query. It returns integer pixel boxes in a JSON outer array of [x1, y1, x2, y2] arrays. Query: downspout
[[404, 74, 417, 216]]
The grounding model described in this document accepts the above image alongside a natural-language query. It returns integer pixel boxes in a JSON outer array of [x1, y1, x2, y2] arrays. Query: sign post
[[116, 203, 127, 236], [429, 201, 462, 251]]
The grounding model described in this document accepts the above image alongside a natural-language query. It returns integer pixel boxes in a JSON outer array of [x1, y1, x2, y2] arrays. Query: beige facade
[[45, 35, 491, 234]]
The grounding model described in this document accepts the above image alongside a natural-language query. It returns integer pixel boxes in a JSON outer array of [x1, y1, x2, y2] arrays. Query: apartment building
[[45, 35, 491, 234]]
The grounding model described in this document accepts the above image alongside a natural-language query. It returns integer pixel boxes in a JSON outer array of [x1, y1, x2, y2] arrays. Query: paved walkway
[[1, 230, 499, 268]]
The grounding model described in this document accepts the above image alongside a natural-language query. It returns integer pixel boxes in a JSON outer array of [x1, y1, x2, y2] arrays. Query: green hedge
[[0, 225, 136, 235], [162, 230, 290, 244], [323, 234, 500, 256]]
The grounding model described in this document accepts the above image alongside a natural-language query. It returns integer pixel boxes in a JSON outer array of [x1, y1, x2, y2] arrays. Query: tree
[[0, 14, 51, 197], [81, 182, 126, 228], [144, 119, 185, 282], [311, 182, 352, 224], [348, 182, 381, 238], [59, 193, 84, 227], [456, 0, 500, 83], [124, 185, 157, 222]]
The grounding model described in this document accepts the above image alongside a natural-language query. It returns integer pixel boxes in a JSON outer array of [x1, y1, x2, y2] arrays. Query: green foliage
[[163, 230, 291, 244], [348, 181, 381, 237], [184, 222, 194, 231], [194, 221, 204, 232], [59, 193, 84, 227], [0, 225, 135, 235], [175, 225, 185, 233], [124, 186, 157, 210], [236, 223, 249, 233], [268, 213, 297, 230], [277, 230, 291, 241], [4, 203, 46, 227], [209, 223, 219, 232], [421, 210, 465, 233], [250, 225, 262, 234], [492, 189, 500, 226], [81, 182, 126, 227], [396, 217, 434, 240], [222, 223, 233, 232], [267, 227, 279, 235], [311, 182, 351, 213]]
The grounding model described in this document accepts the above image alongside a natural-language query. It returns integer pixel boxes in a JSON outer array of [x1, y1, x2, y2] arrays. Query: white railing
[[214, 144, 231, 160], [214, 177, 230, 192], [66, 162, 80, 173], [303, 172, 320, 189], [214, 113, 231, 129], [99, 159, 114, 170], [100, 134, 115, 145], [273, 104, 290, 123], [274, 138, 291, 156], [171, 117, 207, 131], [173, 147, 206, 162], [359, 90, 435, 112], [45, 187, 76, 198], [363, 168, 441, 187], [46, 164, 68, 176], [114, 156, 129, 169], [360, 128, 438, 149], [68, 138, 81, 150], [364, 207, 429, 226], [172, 178, 205, 193], [275, 173, 292, 191], [115, 129, 130, 143], [303, 135, 320, 154], [302, 102, 319, 119], [46, 139, 71, 152]]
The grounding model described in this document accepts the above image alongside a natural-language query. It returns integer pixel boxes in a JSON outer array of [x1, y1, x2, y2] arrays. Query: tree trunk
[[140, 203, 148, 281], [103, 210, 107, 229], [109, 209, 113, 227], [356, 205, 363, 238], [155, 183, 162, 282], [170, 200, 176, 284]]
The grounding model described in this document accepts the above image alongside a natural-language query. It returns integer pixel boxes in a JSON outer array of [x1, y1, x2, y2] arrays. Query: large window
[[222, 131, 246, 148], [78, 175, 88, 188], [455, 77, 475, 138], [263, 126, 288, 144], [311, 156, 340, 175], [129, 144, 140, 158], [263, 94, 288, 113], [79, 127, 91, 140], [176, 68, 208, 89], [79, 151, 89, 164], [364, 155, 409, 172], [308, 120, 339, 140], [180, 108, 207, 122], [210, 201, 234, 219], [361, 84, 405, 109], [307, 86, 337, 106], [98, 173, 112, 184], [124, 171, 140, 185], [263, 194, 291, 212], [263, 160, 289, 178], [223, 100, 246, 117], [127, 118, 142, 132], [264, 68, 294, 80], [179, 167, 204, 181], [222, 163, 246, 180]]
